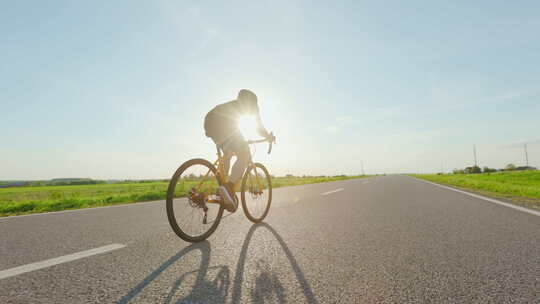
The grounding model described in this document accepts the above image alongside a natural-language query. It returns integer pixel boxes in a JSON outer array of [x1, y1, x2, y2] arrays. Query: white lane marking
[[0, 243, 126, 280], [362, 181, 371, 184], [413, 177, 540, 217], [321, 188, 344, 196]]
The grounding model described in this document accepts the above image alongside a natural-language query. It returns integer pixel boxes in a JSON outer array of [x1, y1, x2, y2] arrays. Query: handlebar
[[247, 132, 276, 154]]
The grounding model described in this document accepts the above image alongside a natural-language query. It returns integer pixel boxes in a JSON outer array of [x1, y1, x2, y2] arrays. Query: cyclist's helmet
[[237, 89, 258, 113], [238, 89, 257, 102]]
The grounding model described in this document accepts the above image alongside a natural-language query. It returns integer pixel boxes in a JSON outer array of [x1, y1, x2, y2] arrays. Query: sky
[[1, 0, 539, 179]]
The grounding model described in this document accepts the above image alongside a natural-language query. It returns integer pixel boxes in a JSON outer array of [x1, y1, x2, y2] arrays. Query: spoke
[[178, 199, 195, 222], [189, 205, 196, 235]]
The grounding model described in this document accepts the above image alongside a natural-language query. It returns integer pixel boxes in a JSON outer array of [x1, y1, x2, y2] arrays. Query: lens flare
[[238, 115, 258, 139]]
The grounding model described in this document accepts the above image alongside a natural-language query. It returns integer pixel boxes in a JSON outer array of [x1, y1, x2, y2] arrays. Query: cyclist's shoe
[[218, 182, 238, 212]]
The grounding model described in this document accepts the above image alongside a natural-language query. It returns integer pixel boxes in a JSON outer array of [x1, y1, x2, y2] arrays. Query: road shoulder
[[409, 175, 540, 216]]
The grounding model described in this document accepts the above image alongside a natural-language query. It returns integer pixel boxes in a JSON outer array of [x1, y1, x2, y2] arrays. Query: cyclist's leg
[[215, 132, 248, 211], [207, 130, 233, 179], [230, 144, 249, 184], [225, 133, 250, 184], [221, 152, 232, 180]]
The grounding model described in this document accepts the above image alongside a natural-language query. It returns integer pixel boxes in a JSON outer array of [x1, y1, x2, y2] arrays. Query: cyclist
[[204, 89, 274, 212]]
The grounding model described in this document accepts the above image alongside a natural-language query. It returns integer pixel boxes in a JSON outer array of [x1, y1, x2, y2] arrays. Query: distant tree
[[483, 166, 497, 173], [505, 164, 517, 171], [516, 166, 537, 171], [453, 169, 465, 174], [285, 174, 294, 178], [464, 166, 481, 174]]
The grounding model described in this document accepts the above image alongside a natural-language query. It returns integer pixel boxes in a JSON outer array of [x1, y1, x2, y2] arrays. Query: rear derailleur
[[188, 188, 209, 224]]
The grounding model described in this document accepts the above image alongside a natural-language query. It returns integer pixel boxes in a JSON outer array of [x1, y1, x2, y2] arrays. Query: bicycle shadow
[[116, 223, 317, 304], [117, 241, 230, 304], [231, 222, 318, 304]]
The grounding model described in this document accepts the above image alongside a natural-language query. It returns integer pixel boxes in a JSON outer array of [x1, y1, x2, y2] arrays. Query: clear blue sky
[[2, 1, 539, 179]]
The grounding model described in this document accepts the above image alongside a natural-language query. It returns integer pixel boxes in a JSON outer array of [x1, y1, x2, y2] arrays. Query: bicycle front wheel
[[166, 158, 224, 242], [240, 163, 272, 223]]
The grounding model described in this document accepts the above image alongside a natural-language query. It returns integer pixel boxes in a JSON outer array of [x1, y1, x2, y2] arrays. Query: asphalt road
[[0, 175, 539, 303]]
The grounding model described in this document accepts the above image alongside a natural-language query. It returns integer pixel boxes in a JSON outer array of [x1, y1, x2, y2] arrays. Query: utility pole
[[525, 143, 529, 167], [473, 145, 478, 167], [361, 161, 365, 176]]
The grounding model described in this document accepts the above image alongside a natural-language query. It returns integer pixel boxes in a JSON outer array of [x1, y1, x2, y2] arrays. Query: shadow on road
[[231, 223, 318, 304], [116, 241, 225, 304], [117, 223, 317, 303]]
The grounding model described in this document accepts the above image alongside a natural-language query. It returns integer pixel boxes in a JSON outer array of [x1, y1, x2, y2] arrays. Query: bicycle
[[166, 134, 275, 242]]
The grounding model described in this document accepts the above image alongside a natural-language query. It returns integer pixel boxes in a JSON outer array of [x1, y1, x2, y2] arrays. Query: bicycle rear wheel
[[166, 158, 224, 242], [240, 163, 272, 223]]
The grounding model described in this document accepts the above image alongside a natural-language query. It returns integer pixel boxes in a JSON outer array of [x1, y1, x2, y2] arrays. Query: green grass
[[412, 170, 540, 211], [0, 175, 368, 216]]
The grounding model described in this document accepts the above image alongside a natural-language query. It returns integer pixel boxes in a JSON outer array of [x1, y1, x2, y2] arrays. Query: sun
[[238, 115, 259, 139]]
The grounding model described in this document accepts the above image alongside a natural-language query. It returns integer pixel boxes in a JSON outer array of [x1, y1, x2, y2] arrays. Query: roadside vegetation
[[412, 170, 540, 211], [0, 175, 368, 216]]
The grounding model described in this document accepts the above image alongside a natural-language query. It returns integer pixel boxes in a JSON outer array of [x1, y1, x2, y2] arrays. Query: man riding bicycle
[[204, 89, 275, 212]]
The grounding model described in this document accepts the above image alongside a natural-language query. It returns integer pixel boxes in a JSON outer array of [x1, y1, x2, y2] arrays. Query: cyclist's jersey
[[204, 99, 266, 142]]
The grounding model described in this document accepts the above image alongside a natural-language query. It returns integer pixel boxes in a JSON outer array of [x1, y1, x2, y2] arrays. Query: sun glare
[[238, 115, 259, 139]]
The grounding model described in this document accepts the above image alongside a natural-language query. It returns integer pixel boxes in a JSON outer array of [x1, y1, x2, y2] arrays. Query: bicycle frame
[[195, 140, 270, 205]]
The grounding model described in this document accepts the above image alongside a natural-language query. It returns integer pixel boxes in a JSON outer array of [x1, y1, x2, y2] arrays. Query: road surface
[[0, 175, 539, 303]]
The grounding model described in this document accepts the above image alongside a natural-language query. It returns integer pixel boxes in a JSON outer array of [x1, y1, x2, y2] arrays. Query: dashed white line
[[0, 243, 126, 280], [362, 181, 371, 184], [321, 188, 344, 196]]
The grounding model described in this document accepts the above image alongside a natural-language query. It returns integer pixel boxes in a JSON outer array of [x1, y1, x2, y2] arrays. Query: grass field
[[0, 175, 367, 216], [412, 170, 540, 211]]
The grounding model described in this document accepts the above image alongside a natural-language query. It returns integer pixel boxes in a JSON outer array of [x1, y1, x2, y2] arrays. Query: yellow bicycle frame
[[194, 146, 263, 205]]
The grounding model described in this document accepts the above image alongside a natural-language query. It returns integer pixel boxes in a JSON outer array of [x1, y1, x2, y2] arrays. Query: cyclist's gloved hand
[[267, 132, 276, 143]]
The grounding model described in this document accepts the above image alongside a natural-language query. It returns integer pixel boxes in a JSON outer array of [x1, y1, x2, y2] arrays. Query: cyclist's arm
[[254, 105, 270, 139]]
